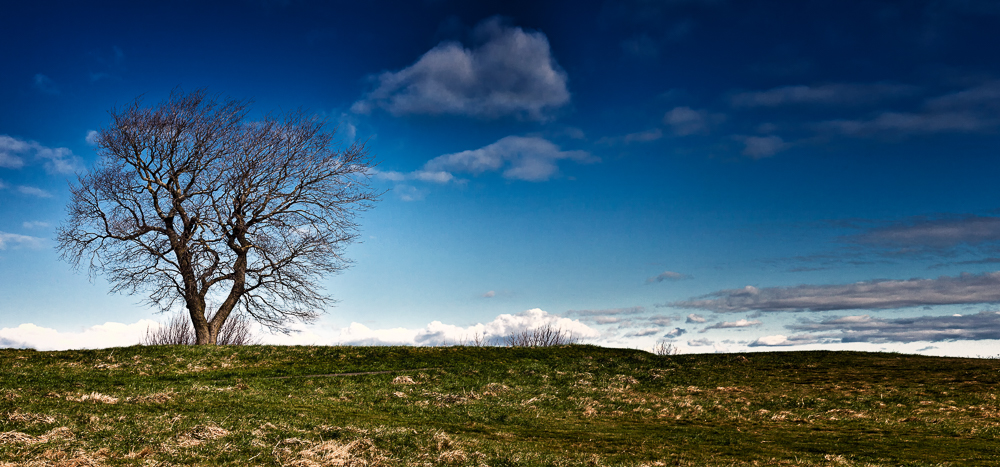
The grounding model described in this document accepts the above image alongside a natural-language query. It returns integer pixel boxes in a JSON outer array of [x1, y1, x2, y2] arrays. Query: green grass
[[1, 345, 999, 466]]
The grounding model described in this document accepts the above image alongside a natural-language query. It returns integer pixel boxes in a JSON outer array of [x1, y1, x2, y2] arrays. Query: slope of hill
[[1, 345, 998, 466]]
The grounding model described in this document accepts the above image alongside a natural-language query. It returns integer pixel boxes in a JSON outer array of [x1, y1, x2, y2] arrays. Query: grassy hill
[[1, 345, 998, 466]]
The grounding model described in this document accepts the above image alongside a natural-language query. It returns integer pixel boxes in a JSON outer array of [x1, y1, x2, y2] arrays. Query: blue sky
[[4, 0, 1000, 355]]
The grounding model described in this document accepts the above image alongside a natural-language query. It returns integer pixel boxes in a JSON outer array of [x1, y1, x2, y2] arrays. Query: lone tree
[[58, 90, 379, 345]]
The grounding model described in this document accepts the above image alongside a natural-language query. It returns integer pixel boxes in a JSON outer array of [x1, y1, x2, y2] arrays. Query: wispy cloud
[[671, 272, 1000, 313], [623, 128, 663, 143], [32, 74, 59, 95], [16, 186, 52, 198], [352, 17, 569, 121], [749, 311, 1000, 346], [0, 135, 83, 174], [852, 215, 1000, 249], [731, 83, 917, 108], [663, 106, 723, 135], [566, 306, 646, 318], [785, 311, 1000, 343], [686, 313, 707, 323], [645, 270, 691, 283], [700, 319, 761, 332], [736, 135, 789, 159], [748, 334, 819, 347], [817, 81, 1000, 137], [0, 232, 45, 250], [424, 136, 595, 182], [687, 337, 714, 346]]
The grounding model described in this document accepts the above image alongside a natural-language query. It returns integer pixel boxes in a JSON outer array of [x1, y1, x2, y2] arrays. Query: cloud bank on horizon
[[0, 309, 599, 351]]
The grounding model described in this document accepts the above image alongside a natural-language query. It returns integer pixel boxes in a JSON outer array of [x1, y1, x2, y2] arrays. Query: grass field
[[1, 345, 999, 466]]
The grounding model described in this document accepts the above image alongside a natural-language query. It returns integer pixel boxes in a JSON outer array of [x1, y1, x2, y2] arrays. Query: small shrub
[[652, 339, 679, 356], [142, 311, 260, 346], [505, 324, 578, 347]]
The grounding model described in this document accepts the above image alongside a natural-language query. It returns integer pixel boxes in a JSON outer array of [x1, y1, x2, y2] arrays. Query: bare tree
[[58, 89, 379, 345]]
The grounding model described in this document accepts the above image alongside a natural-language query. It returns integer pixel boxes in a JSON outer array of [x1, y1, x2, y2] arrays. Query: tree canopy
[[58, 90, 379, 344]]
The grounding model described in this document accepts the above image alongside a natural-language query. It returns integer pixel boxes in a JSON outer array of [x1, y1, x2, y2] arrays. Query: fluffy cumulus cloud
[[686, 313, 707, 323], [352, 17, 570, 121], [0, 309, 599, 350], [0, 232, 44, 250], [423, 136, 595, 182], [0, 135, 83, 174], [645, 270, 691, 283], [853, 216, 1000, 248], [664, 327, 687, 337], [731, 83, 917, 107], [671, 272, 1000, 313], [0, 321, 160, 351]]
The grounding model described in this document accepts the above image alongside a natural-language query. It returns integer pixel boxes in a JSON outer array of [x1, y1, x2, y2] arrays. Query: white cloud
[[0, 321, 158, 350], [270, 308, 599, 346], [663, 106, 714, 135], [687, 338, 714, 346], [482, 290, 496, 298], [0, 232, 45, 250], [0, 135, 83, 174], [352, 17, 569, 121], [22, 221, 50, 229], [0, 309, 600, 350], [748, 334, 819, 347], [738, 135, 788, 159], [701, 319, 762, 332], [392, 184, 425, 202], [624, 328, 661, 337], [85, 130, 100, 145], [646, 270, 691, 283], [686, 313, 707, 323], [664, 327, 687, 337], [672, 272, 1000, 313], [371, 169, 454, 184], [17, 186, 52, 198], [425, 136, 595, 182]]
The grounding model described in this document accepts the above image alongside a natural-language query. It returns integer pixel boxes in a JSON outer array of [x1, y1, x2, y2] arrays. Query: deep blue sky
[[3, 0, 1000, 354]]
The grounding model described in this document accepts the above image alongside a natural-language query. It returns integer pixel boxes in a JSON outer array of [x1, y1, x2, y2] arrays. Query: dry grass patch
[[391, 375, 417, 385], [275, 437, 384, 467], [65, 393, 118, 404], [0, 427, 75, 445], [7, 410, 56, 425], [174, 424, 229, 447]]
